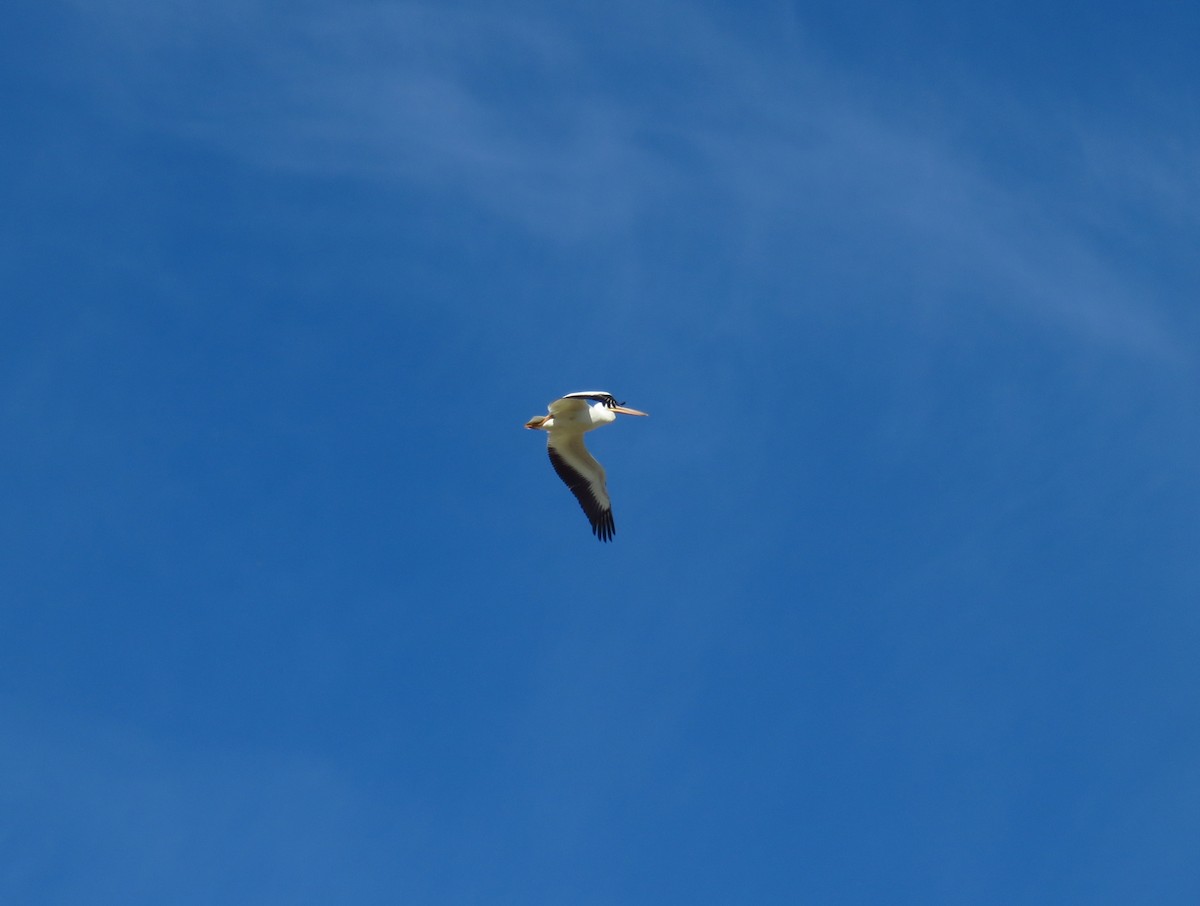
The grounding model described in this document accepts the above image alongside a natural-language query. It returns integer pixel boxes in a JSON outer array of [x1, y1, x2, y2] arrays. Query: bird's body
[[525, 391, 648, 541]]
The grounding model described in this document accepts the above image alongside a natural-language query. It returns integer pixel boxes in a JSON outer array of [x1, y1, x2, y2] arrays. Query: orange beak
[[611, 405, 649, 417]]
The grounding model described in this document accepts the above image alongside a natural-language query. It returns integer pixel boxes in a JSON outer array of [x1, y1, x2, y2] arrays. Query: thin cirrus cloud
[[59, 0, 1190, 363], [1, 705, 417, 903]]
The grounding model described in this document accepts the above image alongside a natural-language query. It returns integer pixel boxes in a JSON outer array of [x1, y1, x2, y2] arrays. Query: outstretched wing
[[546, 396, 591, 418], [546, 433, 615, 541], [560, 390, 620, 408]]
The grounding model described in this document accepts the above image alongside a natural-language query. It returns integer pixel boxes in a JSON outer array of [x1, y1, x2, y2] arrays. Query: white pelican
[[525, 391, 648, 541]]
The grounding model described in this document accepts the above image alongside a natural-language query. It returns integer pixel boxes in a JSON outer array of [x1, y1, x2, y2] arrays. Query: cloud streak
[[55, 0, 1192, 362], [0, 705, 422, 903]]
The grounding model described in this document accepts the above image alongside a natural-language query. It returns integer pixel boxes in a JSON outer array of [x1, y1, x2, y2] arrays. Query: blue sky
[[3, 1, 1199, 902]]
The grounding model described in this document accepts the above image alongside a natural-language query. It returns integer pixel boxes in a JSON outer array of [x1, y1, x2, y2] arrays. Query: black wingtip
[[592, 511, 616, 542]]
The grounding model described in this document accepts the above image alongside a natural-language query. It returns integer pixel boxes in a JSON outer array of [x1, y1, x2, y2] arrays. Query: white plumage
[[524, 391, 648, 541]]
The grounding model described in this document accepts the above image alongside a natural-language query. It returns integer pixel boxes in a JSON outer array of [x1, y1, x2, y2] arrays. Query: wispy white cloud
[[54, 0, 1193, 362], [0, 705, 421, 903]]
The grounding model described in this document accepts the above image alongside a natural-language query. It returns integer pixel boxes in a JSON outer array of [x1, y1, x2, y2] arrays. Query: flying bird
[[525, 391, 648, 541]]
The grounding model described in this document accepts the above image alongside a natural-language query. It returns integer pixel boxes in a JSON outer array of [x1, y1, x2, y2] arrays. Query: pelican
[[525, 391, 648, 541]]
